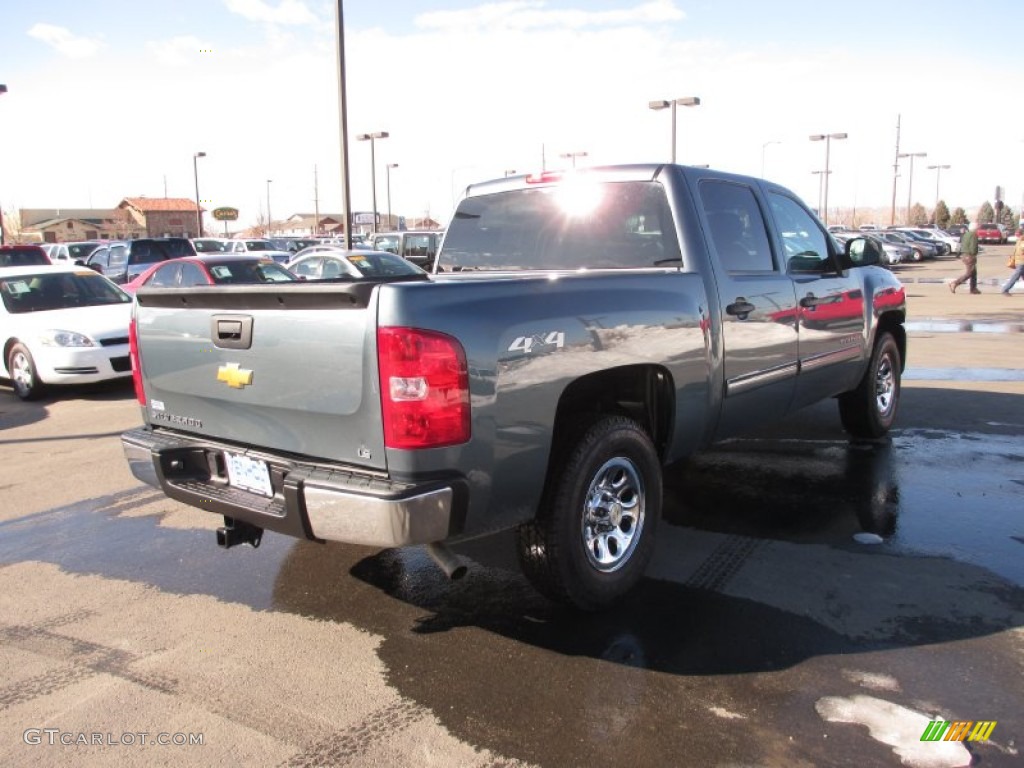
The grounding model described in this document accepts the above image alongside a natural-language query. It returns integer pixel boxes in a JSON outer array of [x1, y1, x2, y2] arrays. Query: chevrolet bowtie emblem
[[217, 363, 254, 389]]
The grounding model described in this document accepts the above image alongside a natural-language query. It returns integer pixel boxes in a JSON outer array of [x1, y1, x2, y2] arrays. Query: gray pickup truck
[[121, 164, 906, 610]]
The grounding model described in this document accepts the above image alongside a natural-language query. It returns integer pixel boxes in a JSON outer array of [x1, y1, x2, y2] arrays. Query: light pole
[[809, 132, 847, 225], [559, 151, 588, 168], [761, 140, 781, 178], [385, 162, 398, 232], [927, 163, 950, 218], [899, 151, 927, 225], [649, 96, 700, 164], [356, 131, 389, 234], [192, 152, 206, 238], [0, 84, 7, 246], [812, 170, 831, 216], [266, 179, 273, 238]]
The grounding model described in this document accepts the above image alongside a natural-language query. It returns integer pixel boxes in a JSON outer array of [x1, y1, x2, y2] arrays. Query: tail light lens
[[128, 317, 146, 405], [378, 327, 469, 449]]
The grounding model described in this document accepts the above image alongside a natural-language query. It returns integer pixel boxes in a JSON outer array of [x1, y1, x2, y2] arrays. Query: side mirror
[[841, 237, 881, 269]]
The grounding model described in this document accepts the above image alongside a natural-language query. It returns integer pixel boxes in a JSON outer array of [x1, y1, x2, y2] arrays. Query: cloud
[[27, 24, 103, 59], [416, 0, 685, 32], [146, 36, 207, 67], [224, 0, 318, 26]]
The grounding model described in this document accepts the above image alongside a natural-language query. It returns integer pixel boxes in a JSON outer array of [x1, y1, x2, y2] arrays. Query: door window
[[768, 193, 835, 274], [699, 181, 775, 272]]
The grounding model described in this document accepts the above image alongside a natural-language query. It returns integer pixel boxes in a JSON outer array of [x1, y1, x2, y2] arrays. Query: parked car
[[976, 224, 1005, 244], [368, 230, 443, 269], [0, 265, 133, 399], [270, 237, 321, 254], [123, 254, 297, 294], [191, 238, 230, 253], [223, 239, 293, 264], [897, 227, 959, 255], [874, 231, 935, 262], [0, 245, 51, 267], [895, 228, 951, 257], [285, 249, 426, 280], [85, 238, 196, 284], [946, 224, 968, 238], [834, 232, 906, 267]]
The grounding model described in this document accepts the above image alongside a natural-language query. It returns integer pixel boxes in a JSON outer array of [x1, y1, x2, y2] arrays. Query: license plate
[[224, 452, 272, 497]]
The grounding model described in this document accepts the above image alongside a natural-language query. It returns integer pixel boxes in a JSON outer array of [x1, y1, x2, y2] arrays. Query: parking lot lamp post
[[192, 152, 206, 238], [266, 179, 273, 238], [0, 84, 7, 246], [809, 132, 847, 225], [356, 131, 389, 234], [559, 151, 588, 168], [899, 152, 926, 225], [812, 170, 831, 217], [386, 163, 398, 232], [649, 97, 701, 164], [927, 163, 950, 218]]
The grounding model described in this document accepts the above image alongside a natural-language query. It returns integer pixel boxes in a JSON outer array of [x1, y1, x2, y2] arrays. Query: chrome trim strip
[[726, 362, 798, 396], [304, 486, 453, 547], [800, 344, 863, 372]]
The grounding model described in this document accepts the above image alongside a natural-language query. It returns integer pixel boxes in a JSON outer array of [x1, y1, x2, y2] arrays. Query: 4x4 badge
[[217, 363, 254, 389]]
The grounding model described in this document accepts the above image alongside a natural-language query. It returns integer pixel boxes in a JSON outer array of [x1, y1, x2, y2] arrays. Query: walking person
[[951, 221, 980, 294], [1002, 232, 1024, 295]]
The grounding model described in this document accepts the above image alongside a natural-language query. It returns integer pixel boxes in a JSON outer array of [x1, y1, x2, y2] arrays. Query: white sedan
[[0, 265, 134, 400]]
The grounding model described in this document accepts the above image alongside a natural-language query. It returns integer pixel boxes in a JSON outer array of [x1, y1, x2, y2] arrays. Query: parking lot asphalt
[[0, 245, 1021, 767]]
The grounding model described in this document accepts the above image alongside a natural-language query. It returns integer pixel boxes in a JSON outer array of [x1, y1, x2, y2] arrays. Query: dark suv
[[0, 245, 52, 267], [86, 238, 196, 284]]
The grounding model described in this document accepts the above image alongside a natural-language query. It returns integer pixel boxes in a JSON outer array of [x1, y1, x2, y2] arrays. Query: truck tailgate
[[134, 282, 388, 470]]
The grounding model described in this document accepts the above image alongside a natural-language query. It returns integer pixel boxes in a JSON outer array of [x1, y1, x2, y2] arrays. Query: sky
[[2, 0, 1023, 231]]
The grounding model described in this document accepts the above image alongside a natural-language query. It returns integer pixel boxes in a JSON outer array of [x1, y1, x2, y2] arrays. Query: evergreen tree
[[997, 205, 1016, 228], [909, 203, 929, 226], [950, 207, 968, 226], [933, 200, 950, 228], [977, 201, 995, 224]]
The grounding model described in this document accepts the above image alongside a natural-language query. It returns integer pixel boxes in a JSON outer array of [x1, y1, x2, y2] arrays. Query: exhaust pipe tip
[[425, 542, 468, 581]]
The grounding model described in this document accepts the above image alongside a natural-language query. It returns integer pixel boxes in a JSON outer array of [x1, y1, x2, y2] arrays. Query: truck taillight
[[129, 318, 146, 405], [378, 327, 469, 449]]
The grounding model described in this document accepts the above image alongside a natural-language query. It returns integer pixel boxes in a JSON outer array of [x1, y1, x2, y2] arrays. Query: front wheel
[[838, 332, 901, 439], [517, 415, 661, 611], [9, 343, 44, 400]]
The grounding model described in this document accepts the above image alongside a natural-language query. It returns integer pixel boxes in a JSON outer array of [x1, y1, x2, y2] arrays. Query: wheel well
[[551, 365, 674, 461], [875, 314, 906, 370]]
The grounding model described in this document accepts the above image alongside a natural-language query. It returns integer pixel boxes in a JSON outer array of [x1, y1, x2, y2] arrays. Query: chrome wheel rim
[[581, 457, 645, 572], [875, 351, 896, 417], [11, 351, 32, 394]]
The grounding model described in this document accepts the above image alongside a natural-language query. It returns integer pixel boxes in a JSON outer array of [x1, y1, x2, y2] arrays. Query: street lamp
[[927, 163, 950, 217], [649, 96, 701, 164], [356, 131, 389, 234], [899, 151, 927, 225], [385, 163, 398, 232], [761, 140, 781, 178], [559, 151, 588, 168], [0, 84, 7, 246], [266, 179, 273, 238], [809, 132, 848, 225], [811, 170, 832, 216], [192, 152, 206, 238]]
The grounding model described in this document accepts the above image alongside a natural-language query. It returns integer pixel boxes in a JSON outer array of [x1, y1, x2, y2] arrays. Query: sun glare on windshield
[[553, 178, 604, 218]]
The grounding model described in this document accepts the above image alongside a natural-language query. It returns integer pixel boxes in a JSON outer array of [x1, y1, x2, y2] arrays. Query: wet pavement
[[1, 405, 1021, 767]]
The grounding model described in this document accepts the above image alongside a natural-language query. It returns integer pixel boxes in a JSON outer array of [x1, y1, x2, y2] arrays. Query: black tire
[[516, 415, 661, 611], [8, 343, 44, 400], [838, 332, 901, 439]]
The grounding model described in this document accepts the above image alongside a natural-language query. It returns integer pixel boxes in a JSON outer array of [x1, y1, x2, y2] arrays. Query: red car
[[0, 245, 51, 267], [976, 224, 1005, 244], [123, 254, 297, 294]]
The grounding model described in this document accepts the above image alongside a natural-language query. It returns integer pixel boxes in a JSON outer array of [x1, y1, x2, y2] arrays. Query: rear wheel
[[517, 415, 661, 611], [839, 332, 901, 439], [9, 343, 44, 400]]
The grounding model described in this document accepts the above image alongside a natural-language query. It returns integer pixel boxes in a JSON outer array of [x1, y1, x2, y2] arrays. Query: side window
[[89, 249, 109, 268], [149, 264, 180, 287], [768, 193, 834, 273], [699, 181, 774, 272], [108, 246, 128, 267], [179, 262, 206, 286]]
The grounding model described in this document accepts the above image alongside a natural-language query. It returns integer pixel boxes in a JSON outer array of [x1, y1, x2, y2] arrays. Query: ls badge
[[217, 362, 254, 389]]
